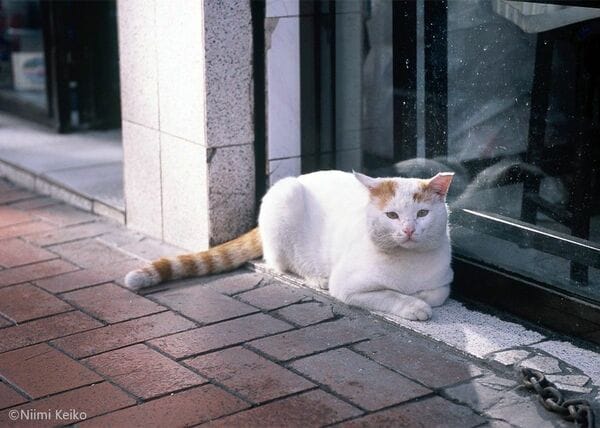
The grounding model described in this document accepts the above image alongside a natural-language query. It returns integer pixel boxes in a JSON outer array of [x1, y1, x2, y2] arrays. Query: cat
[[124, 170, 454, 321]]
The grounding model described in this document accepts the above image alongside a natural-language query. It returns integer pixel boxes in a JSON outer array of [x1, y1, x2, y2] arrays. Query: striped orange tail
[[124, 228, 262, 290]]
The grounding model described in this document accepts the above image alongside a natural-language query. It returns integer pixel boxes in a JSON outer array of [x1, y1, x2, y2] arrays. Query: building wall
[[117, 0, 255, 250], [264, 1, 364, 185], [265, 2, 302, 184]]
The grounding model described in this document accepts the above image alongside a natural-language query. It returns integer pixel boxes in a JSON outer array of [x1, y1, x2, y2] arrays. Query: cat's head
[[354, 172, 454, 252]]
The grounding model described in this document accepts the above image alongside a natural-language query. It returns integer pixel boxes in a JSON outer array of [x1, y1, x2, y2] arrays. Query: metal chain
[[521, 367, 596, 428]]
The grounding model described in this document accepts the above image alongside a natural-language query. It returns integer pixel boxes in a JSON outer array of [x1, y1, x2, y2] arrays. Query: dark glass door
[[0, 0, 49, 124], [300, 0, 600, 344], [0, 0, 120, 131], [41, 0, 120, 132]]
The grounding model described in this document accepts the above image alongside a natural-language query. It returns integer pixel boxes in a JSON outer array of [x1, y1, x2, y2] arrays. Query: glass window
[[0, 0, 47, 112], [298, 1, 600, 316], [0, 1, 120, 130]]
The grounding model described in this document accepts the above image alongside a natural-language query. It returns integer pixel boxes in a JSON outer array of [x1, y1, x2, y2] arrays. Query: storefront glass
[[298, 0, 600, 317], [0, 0, 47, 112]]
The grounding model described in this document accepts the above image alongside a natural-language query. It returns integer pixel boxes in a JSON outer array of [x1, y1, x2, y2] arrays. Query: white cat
[[125, 170, 454, 321]]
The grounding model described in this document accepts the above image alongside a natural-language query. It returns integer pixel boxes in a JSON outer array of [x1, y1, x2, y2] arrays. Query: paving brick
[[0, 311, 102, 353], [149, 313, 293, 359], [0, 284, 72, 322], [0, 343, 102, 399], [8, 196, 59, 211], [24, 222, 114, 247], [149, 270, 263, 297], [489, 349, 530, 366], [442, 374, 519, 412], [204, 271, 264, 295], [152, 286, 257, 324], [208, 389, 362, 427], [34, 259, 146, 293], [485, 421, 519, 428], [0, 180, 15, 192], [0, 206, 32, 228], [95, 228, 145, 247], [52, 311, 196, 358], [0, 315, 11, 328], [248, 318, 375, 362], [291, 348, 430, 411], [237, 284, 310, 310], [0, 189, 36, 205], [519, 355, 561, 374], [63, 283, 165, 323], [274, 301, 336, 327], [0, 221, 57, 240], [79, 385, 247, 427], [485, 390, 571, 427], [0, 259, 79, 288], [337, 396, 486, 427], [186, 347, 314, 403], [84, 344, 205, 399], [48, 239, 133, 268], [0, 382, 136, 428], [0, 382, 135, 427], [545, 374, 591, 393], [0, 238, 57, 268], [29, 204, 97, 226], [0, 382, 26, 410], [353, 334, 482, 388], [118, 238, 186, 261]]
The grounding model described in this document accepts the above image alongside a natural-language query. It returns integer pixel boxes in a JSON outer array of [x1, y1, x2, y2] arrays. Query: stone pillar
[[117, 0, 255, 250]]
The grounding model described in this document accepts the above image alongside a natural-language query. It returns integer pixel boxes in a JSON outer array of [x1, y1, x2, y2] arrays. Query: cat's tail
[[124, 228, 262, 291]]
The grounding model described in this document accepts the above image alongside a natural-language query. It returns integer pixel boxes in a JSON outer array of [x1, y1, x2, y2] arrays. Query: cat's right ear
[[426, 172, 454, 197], [353, 171, 378, 190]]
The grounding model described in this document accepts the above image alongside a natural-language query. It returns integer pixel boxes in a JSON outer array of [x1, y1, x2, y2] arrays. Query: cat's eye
[[417, 209, 429, 218], [385, 212, 399, 219]]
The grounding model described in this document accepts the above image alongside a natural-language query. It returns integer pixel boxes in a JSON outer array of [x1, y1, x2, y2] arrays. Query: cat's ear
[[426, 172, 454, 197], [353, 171, 378, 190]]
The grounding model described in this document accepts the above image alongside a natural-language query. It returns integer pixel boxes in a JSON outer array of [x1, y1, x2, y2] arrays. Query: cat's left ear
[[426, 172, 454, 198], [353, 171, 379, 190]]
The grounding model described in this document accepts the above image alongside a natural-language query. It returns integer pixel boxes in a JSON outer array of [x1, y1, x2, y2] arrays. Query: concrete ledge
[[0, 161, 125, 224]]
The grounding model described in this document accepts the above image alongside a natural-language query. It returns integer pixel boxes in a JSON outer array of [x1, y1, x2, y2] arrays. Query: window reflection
[[303, 0, 600, 300], [0, 0, 47, 111]]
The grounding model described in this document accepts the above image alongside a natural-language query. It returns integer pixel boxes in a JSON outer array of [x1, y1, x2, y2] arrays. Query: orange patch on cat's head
[[412, 181, 434, 203], [413, 172, 454, 202], [353, 172, 398, 209], [370, 180, 397, 209]]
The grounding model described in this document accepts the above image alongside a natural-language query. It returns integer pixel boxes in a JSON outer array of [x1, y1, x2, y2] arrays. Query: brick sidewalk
[[0, 178, 566, 427]]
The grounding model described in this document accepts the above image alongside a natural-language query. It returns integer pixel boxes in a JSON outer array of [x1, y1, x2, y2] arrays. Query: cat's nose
[[402, 225, 415, 237]]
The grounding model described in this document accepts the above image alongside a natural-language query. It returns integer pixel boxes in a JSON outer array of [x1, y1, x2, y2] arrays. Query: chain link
[[521, 367, 596, 428]]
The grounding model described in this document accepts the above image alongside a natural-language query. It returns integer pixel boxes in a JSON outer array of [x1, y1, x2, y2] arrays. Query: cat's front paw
[[397, 298, 432, 321]]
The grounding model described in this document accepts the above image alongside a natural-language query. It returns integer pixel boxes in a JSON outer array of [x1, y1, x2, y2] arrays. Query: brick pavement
[[0, 178, 568, 427]]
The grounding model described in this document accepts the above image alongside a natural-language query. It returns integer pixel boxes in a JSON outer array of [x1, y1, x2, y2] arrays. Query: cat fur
[[124, 170, 454, 321]]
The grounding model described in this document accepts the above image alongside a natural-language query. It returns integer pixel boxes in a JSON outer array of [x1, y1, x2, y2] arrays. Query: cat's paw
[[397, 299, 432, 321]]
